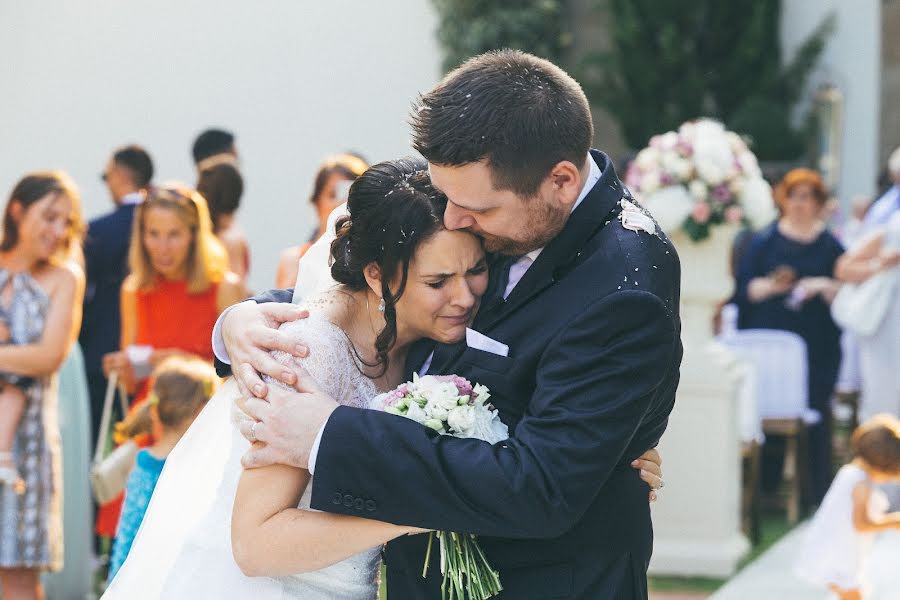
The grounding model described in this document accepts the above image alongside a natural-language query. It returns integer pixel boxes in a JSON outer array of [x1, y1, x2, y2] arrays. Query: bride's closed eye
[[425, 260, 488, 289]]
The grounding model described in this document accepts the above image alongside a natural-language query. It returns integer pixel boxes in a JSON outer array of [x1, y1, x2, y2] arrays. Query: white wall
[[781, 0, 881, 204], [0, 0, 440, 293]]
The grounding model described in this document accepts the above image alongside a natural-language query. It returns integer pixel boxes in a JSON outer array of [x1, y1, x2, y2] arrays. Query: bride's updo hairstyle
[[330, 157, 448, 374]]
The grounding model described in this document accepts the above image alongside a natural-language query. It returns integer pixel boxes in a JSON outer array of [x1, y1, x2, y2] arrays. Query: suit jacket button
[[365, 499, 376, 512], [343, 494, 354, 507], [331, 493, 342, 505], [354, 498, 364, 511]]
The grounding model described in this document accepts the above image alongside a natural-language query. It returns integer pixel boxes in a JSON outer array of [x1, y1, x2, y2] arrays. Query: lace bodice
[[246, 304, 384, 598], [263, 306, 381, 408]]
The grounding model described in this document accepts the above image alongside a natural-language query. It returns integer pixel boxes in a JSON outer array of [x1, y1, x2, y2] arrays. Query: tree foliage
[[579, 0, 834, 160], [431, 0, 572, 72]]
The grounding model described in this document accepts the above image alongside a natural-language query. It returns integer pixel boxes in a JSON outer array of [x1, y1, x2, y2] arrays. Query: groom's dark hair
[[411, 49, 593, 198]]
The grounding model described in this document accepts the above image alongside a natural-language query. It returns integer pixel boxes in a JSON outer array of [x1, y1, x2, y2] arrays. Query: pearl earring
[[378, 298, 385, 313]]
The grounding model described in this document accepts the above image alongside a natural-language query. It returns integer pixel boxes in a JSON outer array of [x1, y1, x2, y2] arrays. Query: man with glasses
[[80, 144, 153, 442]]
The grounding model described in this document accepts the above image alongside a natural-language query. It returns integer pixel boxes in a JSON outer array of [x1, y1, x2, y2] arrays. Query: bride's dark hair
[[330, 157, 448, 375]]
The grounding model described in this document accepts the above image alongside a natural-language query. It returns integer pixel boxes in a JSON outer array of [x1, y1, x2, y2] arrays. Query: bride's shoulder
[[277, 294, 354, 356]]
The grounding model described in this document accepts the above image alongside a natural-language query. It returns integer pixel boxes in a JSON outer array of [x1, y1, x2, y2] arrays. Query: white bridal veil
[[103, 205, 347, 598]]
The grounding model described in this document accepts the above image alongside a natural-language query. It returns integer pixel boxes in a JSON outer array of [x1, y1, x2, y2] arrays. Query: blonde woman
[[98, 184, 243, 538], [0, 171, 85, 600]]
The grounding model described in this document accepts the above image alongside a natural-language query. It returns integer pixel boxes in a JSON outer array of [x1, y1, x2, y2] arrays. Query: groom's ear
[[548, 160, 583, 208], [362, 262, 383, 296]]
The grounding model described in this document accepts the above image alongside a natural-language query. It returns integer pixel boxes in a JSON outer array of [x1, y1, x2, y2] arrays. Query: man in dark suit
[[217, 50, 680, 599], [80, 145, 153, 440]]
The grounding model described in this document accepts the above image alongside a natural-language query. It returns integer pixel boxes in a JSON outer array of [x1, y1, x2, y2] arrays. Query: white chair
[[718, 311, 819, 523]]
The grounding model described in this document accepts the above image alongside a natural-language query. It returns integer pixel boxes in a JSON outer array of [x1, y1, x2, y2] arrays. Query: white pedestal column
[[648, 225, 751, 578]]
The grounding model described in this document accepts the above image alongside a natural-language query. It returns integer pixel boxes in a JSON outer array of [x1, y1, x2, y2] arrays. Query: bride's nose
[[449, 277, 477, 309]]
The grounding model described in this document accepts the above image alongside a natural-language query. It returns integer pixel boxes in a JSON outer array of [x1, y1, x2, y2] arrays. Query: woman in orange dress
[[98, 185, 244, 538]]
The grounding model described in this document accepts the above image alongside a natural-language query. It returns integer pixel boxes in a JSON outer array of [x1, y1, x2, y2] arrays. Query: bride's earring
[[378, 298, 385, 313]]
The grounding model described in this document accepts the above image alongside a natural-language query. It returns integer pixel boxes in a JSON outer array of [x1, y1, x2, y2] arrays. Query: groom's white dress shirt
[[211, 155, 602, 474]]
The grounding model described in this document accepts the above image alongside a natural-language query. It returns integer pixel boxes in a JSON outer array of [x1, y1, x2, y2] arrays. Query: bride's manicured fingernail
[[253, 384, 264, 396], [295, 345, 307, 356], [282, 372, 296, 384]]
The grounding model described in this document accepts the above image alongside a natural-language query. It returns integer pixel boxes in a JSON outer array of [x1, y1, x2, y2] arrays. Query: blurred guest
[[840, 195, 873, 247], [0, 171, 85, 600], [795, 414, 900, 600], [107, 356, 219, 583], [96, 184, 243, 538], [274, 153, 368, 287], [80, 144, 153, 441], [197, 162, 250, 286], [863, 147, 900, 232], [192, 128, 238, 172], [835, 211, 900, 420], [736, 168, 844, 502]]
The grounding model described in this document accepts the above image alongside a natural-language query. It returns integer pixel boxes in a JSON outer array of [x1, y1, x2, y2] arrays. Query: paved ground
[[710, 523, 900, 600]]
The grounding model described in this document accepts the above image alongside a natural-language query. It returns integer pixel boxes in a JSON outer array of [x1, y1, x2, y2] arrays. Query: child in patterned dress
[[106, 356, 219, 583]]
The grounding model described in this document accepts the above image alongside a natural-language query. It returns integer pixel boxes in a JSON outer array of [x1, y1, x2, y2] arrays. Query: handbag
[[90, 371, 136, 504], [831, 269, 897, 337]]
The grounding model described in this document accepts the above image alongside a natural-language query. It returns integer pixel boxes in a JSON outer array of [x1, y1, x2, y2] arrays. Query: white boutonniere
[[619, 199, 657, 235]]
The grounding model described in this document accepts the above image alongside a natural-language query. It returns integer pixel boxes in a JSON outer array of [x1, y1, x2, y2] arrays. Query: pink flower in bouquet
[[691, 202, 712, 224], [676, 139, 693, 157], [725, 205, 744, 224], [660, 173, 674, 186], [432, 375, 474, 399], [712, 184, 732, 203]]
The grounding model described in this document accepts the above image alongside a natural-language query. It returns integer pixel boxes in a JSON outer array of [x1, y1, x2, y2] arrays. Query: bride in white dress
[[104, 158, 490, 599]]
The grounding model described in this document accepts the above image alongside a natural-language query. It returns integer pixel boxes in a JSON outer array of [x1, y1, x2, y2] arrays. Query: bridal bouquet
[[371, 373, 507, 600], [624, 118, 775, 242]]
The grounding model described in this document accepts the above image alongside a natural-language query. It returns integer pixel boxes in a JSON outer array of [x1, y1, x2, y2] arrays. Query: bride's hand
[[223, 302, 310, 398], [632, 448, 664, 502]]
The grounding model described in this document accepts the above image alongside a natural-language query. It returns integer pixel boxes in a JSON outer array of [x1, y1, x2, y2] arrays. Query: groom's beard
[[477, 200, 569, 256]]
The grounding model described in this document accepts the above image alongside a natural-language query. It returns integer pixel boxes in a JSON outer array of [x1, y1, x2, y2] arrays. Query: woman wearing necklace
[[735, 168, 845, 504]]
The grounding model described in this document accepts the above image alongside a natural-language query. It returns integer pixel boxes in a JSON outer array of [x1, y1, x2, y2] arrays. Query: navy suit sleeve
[[309, 290, 677, 538], [214, 287, 295, 376]]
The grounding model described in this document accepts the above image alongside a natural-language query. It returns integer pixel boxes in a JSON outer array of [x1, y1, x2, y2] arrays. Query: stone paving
[[710, 523, 900, 600]]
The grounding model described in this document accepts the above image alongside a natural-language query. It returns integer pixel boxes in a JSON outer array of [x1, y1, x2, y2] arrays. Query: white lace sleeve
[[263, 314, 372, 409]]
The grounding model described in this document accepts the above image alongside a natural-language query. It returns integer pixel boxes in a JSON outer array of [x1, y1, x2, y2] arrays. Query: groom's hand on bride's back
[[239, 367, 338, 470], [223, 301, 310, 397]]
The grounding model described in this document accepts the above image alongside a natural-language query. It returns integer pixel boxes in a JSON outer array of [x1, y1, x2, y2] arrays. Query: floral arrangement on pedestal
[[624, 118, 776, 242]]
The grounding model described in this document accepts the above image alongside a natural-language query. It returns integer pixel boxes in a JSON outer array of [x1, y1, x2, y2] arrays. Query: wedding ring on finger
[[657, 479, 665, 490], [249, 421, 259, 443]]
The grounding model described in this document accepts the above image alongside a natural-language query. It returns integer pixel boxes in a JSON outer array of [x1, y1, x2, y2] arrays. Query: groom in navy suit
[[218, 50, 681, 599]]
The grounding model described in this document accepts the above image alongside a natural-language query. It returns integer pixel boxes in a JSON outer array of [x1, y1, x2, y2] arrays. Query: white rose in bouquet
[[693, 121, 733, 186], [658, 131, 679, 151], [469, 408, 509, 445], [741, 177, 777, 229], [405, 401, 428, 424], [635, 146, 661, 171], [661, 151, 692, 182], [641, 185, 694, 234], [640, 169, 662, 194], [688, 179, 708, 202], [737, 150, 762, 178], [447, 405, 476, 436]]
